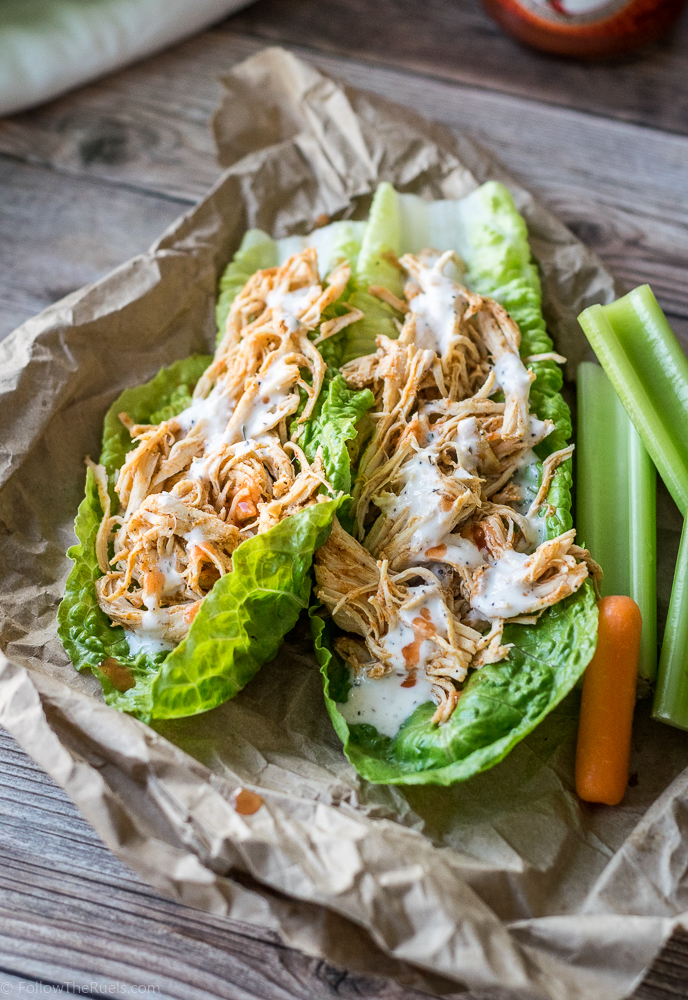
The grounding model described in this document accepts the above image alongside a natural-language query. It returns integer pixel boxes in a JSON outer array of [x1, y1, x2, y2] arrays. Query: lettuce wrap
[[58, 223, 373, 721], [312, 182, 599, 785]]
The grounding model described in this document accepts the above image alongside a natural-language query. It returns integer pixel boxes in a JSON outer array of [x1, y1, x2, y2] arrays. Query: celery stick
[[577, 362, 657, 687], [578, 286, 688, 517], [653, 517, 688, 730]]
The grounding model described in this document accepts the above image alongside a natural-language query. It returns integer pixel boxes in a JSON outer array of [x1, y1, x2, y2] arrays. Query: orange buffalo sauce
[[482, 0, 686, 57]]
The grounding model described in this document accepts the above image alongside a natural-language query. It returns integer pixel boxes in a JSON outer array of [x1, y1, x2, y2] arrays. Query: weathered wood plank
[[0, 732, 428, 1000], [1, 721, 687, 1000], [223, 0, 688, 137], [632, 929, 688, 999], [296, 44, 688, 319], [0, 43, 225, 202], [0, 33, 686, 339], [1, 14, 687, 1000], [0, 156, 189, 341]]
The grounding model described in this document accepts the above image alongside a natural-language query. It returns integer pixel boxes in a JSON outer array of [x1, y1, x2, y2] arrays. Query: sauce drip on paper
[[231, 788, 264, 815]]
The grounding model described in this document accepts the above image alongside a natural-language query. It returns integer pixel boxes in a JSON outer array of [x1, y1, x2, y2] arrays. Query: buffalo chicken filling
[[91, 249, 361, 654], [315, 250, 600, 731]]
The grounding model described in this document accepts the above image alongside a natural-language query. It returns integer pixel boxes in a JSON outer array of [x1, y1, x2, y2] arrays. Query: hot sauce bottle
[[481, 0, 687, 57]]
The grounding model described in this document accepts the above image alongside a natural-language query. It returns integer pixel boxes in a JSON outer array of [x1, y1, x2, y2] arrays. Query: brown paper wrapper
[[1, 48, 686, 1000]]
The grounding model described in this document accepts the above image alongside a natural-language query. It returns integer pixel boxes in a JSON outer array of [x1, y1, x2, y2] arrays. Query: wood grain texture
[[223, 0, 688, 137], [0, 33, 686, 341], [1, 8, 688, 999], [0, 723, 686, 1000], [0, 157, 187, 341], [0, 732, 430, 1000], [633, 930, 688, 999]]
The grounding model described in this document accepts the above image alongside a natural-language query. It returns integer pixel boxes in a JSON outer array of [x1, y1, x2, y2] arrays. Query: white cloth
[[0, 0, 253, 116]]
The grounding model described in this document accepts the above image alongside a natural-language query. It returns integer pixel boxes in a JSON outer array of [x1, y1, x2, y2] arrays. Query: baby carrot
[[575, 596, 642, 806]]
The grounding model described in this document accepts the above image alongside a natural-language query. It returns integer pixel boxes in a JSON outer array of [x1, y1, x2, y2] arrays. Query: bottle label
[[514, 0, 632, 21]]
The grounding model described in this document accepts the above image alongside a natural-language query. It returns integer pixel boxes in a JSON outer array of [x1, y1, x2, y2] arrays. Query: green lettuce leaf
[[59, 214, 373, 722], [216, 220, 368, 352], [57, 356, 212, 717], [215, 229, 277, 343], [312, 584, 597, 785], [295, 373, 374, 495], [456, 182, 571, 537], [342, 183, 404, 364], [149, 497, 340, 719], [339, 180, 571, 538], [315, 181, 597, 784], [213, 220, 373, 489], [58, 355, 341, 721]]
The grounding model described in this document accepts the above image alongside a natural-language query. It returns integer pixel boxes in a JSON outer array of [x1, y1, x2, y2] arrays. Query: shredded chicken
[[94, 249, 353, 653], [318, 520, 481, 719], [315, 250, 597, 726]]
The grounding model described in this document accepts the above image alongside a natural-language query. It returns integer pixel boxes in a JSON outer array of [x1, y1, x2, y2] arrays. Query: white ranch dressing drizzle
[[522, 511, 549, 549], [510, 447, 549, 549], [176, 389, 233, 449], [242, 354, 296, 440], [180, 340, 302, 485], [156, 551, 185, 597], [527, 415, 553, 447], [408, 258, 461, 357], [125, 535, 184, 655], [124, 610, 176, 656], [178, 389, 235, 483], [471, 549, 545, 620], [493, 351, 532, 405], [123, 268, 324, 656], [422, 535, 485, 570], [454, 416, 482, 475], [266, 284, 319, 333], [183, 526, 209, 548], [341, 669, 435, 738], [384, 447, 458, 555], [345, 254, 568, 727], [380, 584, 451, 667], [344, 584, 449, 736]]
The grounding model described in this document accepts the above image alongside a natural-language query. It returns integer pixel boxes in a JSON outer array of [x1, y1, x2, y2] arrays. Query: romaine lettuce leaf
[[216, 229, 277, 343], [59, 214, 374, 722], [58, 356, 212, 717], [455, 183, 571, 536], [315, 182, 598, 784], [148, 497, 340, 719], [216, 220, 368, 349], [340, 181, 571, 532], [312, 584, 597, 785], [58, 352, 343, 721], [342, 182, 404, 364], [295, 373, 374, 495]]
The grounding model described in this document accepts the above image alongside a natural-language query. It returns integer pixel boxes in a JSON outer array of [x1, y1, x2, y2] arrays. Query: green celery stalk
[[578, 285, 688, 518], [653, 518, 688, 730], [579, 286, 688, 728], [577, 362, 657, 688]]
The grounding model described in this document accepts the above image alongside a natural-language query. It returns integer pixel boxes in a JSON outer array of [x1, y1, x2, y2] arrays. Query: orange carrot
[[575, 596, 642, 806]]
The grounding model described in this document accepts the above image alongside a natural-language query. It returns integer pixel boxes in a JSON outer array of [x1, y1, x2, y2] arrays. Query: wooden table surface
[[1, 2, 688, 997]]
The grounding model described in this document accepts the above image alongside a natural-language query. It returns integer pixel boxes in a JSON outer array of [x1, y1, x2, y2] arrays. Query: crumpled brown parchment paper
[[1, 47, 687, 1000]]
